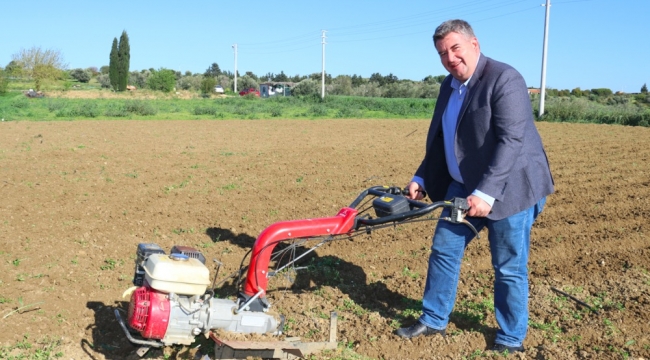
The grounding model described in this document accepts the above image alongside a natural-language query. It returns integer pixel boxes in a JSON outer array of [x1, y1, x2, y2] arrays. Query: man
[[395, 19, 554, 354]]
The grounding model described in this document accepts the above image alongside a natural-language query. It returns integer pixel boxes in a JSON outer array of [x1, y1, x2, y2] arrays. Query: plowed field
[[0, 120, 648, 359]]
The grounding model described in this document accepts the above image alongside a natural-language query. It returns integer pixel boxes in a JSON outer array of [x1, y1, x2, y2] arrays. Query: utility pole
[[233, 43, 238, 93], [539, 0, 551, 117], [321, 30, 327, 99]]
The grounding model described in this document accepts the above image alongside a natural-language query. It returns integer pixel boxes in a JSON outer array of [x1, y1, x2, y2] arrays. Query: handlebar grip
[[400, 187, 427, 199]]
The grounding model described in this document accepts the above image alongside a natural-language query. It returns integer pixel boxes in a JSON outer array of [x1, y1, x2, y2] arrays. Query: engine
[[123, 243, 280, 346]]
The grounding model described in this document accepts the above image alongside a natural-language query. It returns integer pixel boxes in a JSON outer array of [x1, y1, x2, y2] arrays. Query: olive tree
[[69, 68, 92, 83], [329, 75, 352, 95], [236, 75, 258, 92], [292, 79, 320, 96], [177, 74, 202, 91]]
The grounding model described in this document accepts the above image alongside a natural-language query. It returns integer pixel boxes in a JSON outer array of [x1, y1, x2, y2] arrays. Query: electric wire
[[234, 0, 543, 57]]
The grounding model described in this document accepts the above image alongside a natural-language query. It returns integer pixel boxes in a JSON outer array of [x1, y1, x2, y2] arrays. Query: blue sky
[[1, 0, 648, 93]]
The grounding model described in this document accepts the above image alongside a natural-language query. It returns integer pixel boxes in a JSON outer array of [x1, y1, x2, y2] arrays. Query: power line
[[330, 5, 539, 45], [234, 0, 538, 56]]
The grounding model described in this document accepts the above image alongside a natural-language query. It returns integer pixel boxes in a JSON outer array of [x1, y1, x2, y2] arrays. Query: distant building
[[259, 82, 295, 98], [528, 88, 540, 95]]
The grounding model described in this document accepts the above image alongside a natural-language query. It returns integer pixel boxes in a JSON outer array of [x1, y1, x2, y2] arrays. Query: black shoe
[[395, 322, 445, 339], [491, 343, 524, 353]]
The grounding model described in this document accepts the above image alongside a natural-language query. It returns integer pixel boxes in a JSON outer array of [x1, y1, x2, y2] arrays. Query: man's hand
[[467, 195, 492, 217], [406, 181, 425, 200]]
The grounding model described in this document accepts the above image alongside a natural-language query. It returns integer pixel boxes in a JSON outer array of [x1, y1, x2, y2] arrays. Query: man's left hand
[[467, 195, 492, 217]]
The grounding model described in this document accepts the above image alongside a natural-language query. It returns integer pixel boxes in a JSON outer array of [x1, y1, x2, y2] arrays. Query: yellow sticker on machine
[[380, 196, 394, 203]]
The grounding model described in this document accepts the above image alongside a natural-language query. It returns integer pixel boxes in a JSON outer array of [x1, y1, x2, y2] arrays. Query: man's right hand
[[406, 181, 425, 200]]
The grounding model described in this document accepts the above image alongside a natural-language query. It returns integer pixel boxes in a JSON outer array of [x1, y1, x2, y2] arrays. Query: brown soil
[[0, 120, 648, 360]]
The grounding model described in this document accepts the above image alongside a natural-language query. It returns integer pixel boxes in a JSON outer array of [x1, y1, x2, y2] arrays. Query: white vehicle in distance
[[214, 85, 225, 94]]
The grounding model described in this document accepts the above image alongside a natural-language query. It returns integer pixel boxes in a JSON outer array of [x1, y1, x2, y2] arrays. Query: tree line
[[1, 30, 648, 102]]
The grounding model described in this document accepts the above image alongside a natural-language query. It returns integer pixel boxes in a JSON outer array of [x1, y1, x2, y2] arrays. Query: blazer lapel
[[434, 77, 453, 127]]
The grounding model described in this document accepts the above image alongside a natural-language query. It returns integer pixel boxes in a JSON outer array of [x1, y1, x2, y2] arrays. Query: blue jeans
[[419, 181, 546, 347]]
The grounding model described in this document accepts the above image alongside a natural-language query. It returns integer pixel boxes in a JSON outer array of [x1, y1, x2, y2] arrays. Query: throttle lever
[[450, 197, 469, 223], [448, 197, 480, 239]]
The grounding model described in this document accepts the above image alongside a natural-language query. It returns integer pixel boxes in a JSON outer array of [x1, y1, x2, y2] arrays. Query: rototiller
[[114, 186, 477, 358]]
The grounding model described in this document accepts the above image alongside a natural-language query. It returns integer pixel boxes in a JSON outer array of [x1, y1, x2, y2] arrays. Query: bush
[[351, 82, 383, 97], [0, 69, 8, 95], [69, 68, 91, 83], [236, 75, 258, 92], [96, 74, 112, 89], [124, 100, 158, 116], [46, 99, 66, 112], [54, 102, 99, 118], [590, 88, 613, 97], [146, 68, 176, 92], [104, 104, 129, 117], [200, 77, 216, 94], [308, 104, 328, 116], [10, 97, 30, 108], [193, 106, 217, 116], [383, 82, 419, 99], [292, 79, 320, 96], [129, 70, 150, 89], [178, 75, 202, 91], [77, 102, 99, 117], [541, 97, 650, 126]]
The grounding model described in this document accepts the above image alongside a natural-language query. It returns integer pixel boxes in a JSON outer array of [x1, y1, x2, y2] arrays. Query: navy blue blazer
[[415, 54, 554, 220]]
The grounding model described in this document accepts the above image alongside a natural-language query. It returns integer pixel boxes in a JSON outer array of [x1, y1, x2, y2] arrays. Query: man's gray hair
[[433, 19, 476, 44]]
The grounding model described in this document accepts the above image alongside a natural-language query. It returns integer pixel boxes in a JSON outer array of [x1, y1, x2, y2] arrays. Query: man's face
[[435, 31, 480, 83]]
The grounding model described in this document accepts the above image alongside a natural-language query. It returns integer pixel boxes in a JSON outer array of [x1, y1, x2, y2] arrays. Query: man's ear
[[471, 37, 480, 51]]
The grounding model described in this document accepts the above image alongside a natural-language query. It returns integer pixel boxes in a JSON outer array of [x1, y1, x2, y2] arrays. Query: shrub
[[178, 75, 202, 91], [96, 74, 112, 89], [69, 68, 91, 83], [308, 104, 328, 116], [292, 79, 320, 96], [351, 82, 383, 97], [104, 104, 129, 117], [200, 77, 216, 94], [53, 102, 98, 118], [10, 97, 30, 109], [147, 68, 176, 92], [124, 100, 158, 116], [77, 102, 99, 117], [236, 75, 258, 92], [590, 88, 613, 97], [129, 71, 149, 89], [193, 106, 217, 116], [0, 69, 8, 95], [46, 99, 66, 112], [383, 82, 419, 99]]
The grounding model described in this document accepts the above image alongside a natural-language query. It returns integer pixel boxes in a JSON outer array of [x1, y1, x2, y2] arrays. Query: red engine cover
[[127, 285, 170, 339]]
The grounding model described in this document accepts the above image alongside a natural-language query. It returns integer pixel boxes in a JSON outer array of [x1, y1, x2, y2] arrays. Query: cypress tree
[[117, 30, 130, 92], [109, 38, 119, 90]]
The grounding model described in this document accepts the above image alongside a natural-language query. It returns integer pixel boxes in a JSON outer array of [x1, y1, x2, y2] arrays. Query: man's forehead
[[435, 32, 471, 49]]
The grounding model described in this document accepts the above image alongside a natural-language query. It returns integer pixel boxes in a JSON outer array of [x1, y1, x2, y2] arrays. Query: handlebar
[[349, 186, 479, 237]]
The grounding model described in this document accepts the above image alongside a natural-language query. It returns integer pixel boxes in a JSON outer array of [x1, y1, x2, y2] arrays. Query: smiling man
[[397, 20, 554, 354]]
